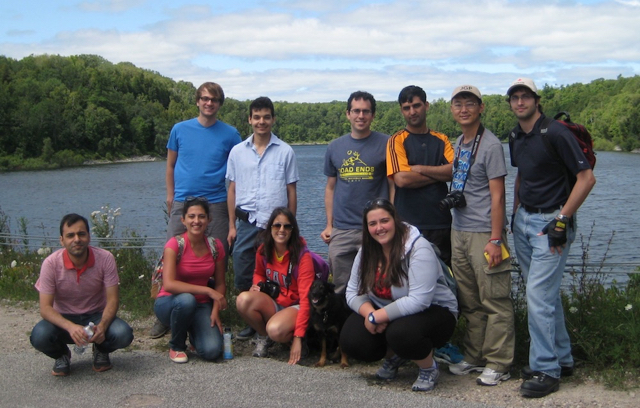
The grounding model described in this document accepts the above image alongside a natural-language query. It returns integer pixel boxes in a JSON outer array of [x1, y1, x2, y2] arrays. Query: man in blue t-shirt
[[150, 82, 241, 338]]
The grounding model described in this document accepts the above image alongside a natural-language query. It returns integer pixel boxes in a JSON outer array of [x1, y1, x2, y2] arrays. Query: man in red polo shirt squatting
[[30, 213, 133, 376]]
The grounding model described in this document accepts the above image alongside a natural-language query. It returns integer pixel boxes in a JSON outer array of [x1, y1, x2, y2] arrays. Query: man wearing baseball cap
[[507, 78, 595, 398], [445, 85, 514, 386]]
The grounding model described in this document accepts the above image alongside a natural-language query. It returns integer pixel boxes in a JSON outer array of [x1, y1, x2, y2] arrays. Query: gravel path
[[3, 300, 636, 408]]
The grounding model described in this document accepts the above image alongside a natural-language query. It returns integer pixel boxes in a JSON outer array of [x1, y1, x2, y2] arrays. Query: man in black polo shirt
[[507, 78, 595, 398]]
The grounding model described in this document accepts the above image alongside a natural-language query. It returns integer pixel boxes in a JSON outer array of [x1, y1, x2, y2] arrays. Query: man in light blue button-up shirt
[[226, 97, 299, 340]]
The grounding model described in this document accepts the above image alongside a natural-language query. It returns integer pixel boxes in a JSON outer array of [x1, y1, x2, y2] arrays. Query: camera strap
[[451, 124, 484, 193], [283, 260, 294, 288]]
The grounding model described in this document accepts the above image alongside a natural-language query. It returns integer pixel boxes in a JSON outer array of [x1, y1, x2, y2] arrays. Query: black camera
[[258, 280, 280, 300], [439, 191, 467, 210]]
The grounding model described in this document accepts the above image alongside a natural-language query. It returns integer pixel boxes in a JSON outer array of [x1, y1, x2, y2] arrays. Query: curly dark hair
[[260, 207, 303, 268]]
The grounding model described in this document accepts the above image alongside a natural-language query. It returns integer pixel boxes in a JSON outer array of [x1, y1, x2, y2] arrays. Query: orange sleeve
[[293, 252, 315, 338], [387, 130, 411, 176], [431, 130, 454, 163]]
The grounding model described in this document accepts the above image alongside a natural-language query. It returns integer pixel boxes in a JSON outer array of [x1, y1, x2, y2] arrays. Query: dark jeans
[[154, 293, 223, 361], [30, 312, 133, 359], [339, 305, 456, 362]]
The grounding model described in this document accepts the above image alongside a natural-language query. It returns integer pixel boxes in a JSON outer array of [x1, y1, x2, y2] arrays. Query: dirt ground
[[4, 300, 637, 408]]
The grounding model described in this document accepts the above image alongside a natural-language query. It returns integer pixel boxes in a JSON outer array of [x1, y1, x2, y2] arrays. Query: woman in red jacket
[[236, 207, 314, 365]]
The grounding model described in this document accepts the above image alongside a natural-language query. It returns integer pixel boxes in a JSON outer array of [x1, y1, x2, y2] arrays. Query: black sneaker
[[92, 344, 113, 372], [521, 365, 573, 380], [237, 325, 256, 341], [52, 349, 71, 376], [520, 373, 560, 398], [149, 318, 170, 339]]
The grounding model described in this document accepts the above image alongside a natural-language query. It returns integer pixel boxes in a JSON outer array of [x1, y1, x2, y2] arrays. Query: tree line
[[1, 54, 638, 171]]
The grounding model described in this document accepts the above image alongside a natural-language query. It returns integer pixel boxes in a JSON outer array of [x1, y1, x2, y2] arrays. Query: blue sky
[[1, 0, 639, 102]]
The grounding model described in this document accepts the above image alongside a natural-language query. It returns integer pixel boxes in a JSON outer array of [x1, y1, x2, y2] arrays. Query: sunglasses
[[364, 198, 392, 211], [271, 223, 293, 231]]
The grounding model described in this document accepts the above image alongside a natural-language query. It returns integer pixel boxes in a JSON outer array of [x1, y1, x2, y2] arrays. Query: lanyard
[[452, 124, 484, 193]]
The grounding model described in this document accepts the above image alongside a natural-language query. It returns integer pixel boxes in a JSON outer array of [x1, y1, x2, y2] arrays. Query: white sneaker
[[448, 360, 484, 375], [252, 335, 272, 358], [476, 367, 511, 386]]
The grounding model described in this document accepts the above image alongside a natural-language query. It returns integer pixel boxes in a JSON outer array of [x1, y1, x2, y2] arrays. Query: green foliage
[[561, 226, 640, 377], [111, 232, 156, 318], [0, 248, 44, 302], [1, 54, 638, 168]]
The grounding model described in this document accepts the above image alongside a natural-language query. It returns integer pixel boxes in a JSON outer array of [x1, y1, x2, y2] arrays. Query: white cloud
[[1, 0, 638, 101], [78, 0, 146, 13]]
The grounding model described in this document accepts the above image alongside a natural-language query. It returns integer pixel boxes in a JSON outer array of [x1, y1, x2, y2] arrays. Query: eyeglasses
[[271, 223, 293, 231], [199, 96, 220, 103], [509, 94, 534, 103], [451, 102, 478, 111], [364, 198, 391, 211], [185, 196, 209, 204], [349, 109, 373, 116]]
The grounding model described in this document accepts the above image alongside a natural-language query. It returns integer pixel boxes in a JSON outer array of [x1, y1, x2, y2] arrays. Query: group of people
[[29, 78, 595, 399]]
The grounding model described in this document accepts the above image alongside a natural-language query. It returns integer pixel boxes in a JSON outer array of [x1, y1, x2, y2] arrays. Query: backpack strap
[[539, 116, 572, 196], [174, 234, 186, 263], [205, 236, 219, 261]]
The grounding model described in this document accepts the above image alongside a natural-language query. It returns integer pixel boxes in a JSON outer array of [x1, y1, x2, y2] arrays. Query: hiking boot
[[411, 363, 440, 392], [434, 342, 464, 364], [476, 367, 511, 386], [520, 373, 560, 398], [92, 344, 112, 372], [237, 325, 256, 341], [449, 360, 484, 375], [375, 354, 408, 380], [521, 365, 573, 380], [252, 335, 272, 358], [52, 349, 71, 376], [169, 349, 188, 363], [149, 318, 170, 339]]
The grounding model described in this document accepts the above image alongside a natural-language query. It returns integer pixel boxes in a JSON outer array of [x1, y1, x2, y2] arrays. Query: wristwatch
[[556, 214, 570, 223], [489, 239, 502, 247], [368, 312, 377, 325]]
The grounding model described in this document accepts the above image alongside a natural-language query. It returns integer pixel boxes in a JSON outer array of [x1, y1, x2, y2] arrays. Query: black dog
[[308, 280, 350, 368]]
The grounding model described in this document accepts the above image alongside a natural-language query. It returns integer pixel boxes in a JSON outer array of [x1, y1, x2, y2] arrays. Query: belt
[[521, 204, 562, 214]]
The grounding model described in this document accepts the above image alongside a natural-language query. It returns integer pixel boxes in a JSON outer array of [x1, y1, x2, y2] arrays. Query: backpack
[[150, 235, 219, 298], [262, 246, 330, 284], [404, 236, 458, 300], [541, 111, 596, 169], [298, 248, 330, 282]]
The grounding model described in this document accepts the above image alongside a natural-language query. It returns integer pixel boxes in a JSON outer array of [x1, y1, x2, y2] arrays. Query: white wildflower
[[625, 304, 633, 311], [36, 247, 51, 256], [11, 260, 17, 268], [569, 306, 578, 314], [91, 211, 100, 217], [138, 274, 145, 280]]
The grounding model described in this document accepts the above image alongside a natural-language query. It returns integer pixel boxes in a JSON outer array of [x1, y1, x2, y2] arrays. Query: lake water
[[1, 145, 638, 276]]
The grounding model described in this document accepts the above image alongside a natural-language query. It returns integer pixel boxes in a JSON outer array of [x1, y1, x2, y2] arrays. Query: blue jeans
[[30, 312, 133, 359], [513, 206, 576, 378], [233, 220, 263, 291], [154, 293, 223, 361]]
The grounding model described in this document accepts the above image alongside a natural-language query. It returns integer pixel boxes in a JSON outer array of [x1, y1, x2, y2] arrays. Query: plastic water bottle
[[73, 322, 95, 355], [223, 327, 233, 360]]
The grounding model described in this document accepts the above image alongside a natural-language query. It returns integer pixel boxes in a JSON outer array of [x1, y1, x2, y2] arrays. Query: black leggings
[[339, 305, 456, 362]]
